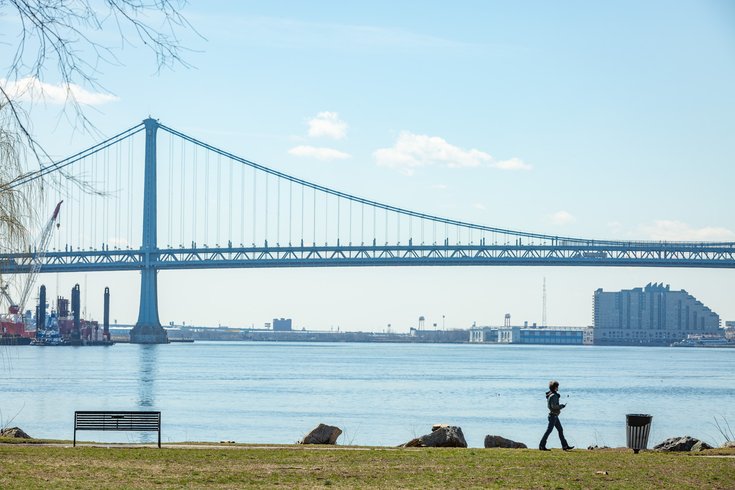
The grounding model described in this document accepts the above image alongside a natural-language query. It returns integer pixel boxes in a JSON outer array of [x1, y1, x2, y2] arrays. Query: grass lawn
[[1, 441, 734, 489]]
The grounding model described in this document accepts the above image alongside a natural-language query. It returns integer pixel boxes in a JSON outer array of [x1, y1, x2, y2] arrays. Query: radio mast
[[542, 277, 547, 327]]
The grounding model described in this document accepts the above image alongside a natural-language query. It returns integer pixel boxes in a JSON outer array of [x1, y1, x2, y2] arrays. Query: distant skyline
[[1, 1, 734, 331]]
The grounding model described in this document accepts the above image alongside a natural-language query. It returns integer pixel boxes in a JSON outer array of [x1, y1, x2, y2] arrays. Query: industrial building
[[593, 283, 720, 345], [272, 318, 293, 331], [469, 325, 590, 345]]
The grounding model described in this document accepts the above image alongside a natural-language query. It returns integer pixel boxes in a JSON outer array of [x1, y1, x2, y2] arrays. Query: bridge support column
[[130, 117, 168, 344]]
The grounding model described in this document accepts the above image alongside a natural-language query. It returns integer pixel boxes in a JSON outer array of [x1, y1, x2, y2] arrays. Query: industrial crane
[[0, 201, 62, 315]]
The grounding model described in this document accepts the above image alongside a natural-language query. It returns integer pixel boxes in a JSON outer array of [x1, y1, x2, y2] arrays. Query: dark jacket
[[546, 390, 565, 416]]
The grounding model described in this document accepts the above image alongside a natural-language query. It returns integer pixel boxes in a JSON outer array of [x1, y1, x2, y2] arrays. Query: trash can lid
[[626, 414, 653, 426]]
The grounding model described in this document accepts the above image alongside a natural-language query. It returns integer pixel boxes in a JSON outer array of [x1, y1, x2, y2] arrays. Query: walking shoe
[[563, 446, 575, 451], [539, 446, 550, 451]]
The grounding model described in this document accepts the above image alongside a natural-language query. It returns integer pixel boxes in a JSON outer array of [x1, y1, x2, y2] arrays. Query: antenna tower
[[542, 277, 547, 327]]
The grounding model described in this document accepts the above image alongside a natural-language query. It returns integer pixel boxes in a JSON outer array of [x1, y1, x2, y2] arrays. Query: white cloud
[[374, 131, 531, 175], [550, 210, 575, 225], [492, 157, 532, 171], [288, 145, 351, 161], [430, 184, 448, 190], [374, 132, 492, 175], [307, 112, 347, 139], [1, 76, 119, 105], [473, 203, 487, 211], [641, 220, 735, 241]]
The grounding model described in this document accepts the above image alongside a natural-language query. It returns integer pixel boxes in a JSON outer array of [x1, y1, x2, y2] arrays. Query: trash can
[[626, 414, 653, 453]]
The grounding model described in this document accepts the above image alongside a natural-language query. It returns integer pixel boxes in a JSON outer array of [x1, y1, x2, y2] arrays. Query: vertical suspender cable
[[180, 139, 185, 247], [115, 143, 120, 248], [217, 153, 221, 244], [81, 155, 85, 249], [397, 212, 400, 244], [229, 158, 233, 244], [384, 209, 388, 245], [265, 172, 268, 244], [300, 184, 304, 245], [129, 137, 134, 248], [241, 162, 245, 245], [288, 180, 292, 245], [193, 147, 198, 244], [252, 168, 256, 245], [168, 135, 173, 246], [324, 193, 328, 245], [312, 188, 316, 246], [103, 147, 108, 247], [204, 151, 209, 244], [373, 206, 376, 244], [95, 151, 99, 247], [92, 153, 96, 248], [277, 177, 280, 245]]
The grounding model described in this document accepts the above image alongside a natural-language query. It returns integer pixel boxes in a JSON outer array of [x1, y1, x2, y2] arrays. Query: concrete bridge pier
[[130, 117, 168, 344]]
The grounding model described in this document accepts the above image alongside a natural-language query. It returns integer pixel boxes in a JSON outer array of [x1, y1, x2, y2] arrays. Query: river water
[[1, 342, 734, 448]]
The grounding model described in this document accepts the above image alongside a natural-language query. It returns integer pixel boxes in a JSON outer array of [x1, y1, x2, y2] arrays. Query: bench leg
[[73, 430, 76, 447], [158, 429, 161, 448]]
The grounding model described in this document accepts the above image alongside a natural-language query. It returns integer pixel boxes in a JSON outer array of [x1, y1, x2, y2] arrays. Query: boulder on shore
[[654, 436, 713, 452], [300, 424, 342, 445], [401, 426, 467, 448], [484, 435, 527, 449], [0, 427, 31, 439]]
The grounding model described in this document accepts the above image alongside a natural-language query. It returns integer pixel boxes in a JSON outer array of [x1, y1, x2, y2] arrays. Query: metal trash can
[[626, 414, 653, 453]]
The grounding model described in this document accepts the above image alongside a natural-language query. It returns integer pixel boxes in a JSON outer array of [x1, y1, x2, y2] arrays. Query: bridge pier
[[130, 117, 168, 344]]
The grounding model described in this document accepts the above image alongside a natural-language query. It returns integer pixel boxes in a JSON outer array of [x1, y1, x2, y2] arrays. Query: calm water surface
[[2, 342, 734, 448]]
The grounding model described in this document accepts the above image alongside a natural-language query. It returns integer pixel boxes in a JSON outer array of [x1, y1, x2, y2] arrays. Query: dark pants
[[540, 414, 569, 448]]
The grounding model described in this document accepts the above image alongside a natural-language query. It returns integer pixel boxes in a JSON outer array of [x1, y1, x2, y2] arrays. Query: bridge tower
[[130, 118, 168, 344]]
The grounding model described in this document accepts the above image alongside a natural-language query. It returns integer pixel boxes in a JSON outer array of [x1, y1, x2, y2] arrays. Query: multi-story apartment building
[[593, 283, 720, 345]]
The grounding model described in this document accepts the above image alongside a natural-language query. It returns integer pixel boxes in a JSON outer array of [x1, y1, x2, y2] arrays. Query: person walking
[[539, 380, 574, 451]]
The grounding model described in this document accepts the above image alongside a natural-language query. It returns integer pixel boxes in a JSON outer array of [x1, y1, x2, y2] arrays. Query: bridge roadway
[[2, 241, 735, 273]]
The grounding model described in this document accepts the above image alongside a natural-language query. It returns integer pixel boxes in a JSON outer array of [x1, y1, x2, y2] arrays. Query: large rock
[[691, 440, 714, 452], [484, 435, 527, 449], [300, 424, 342, 445], [0, 427, 31, 439], [401, 426, 467, 448], [654, 436, 712, 452], [721, 441, 735, 449]]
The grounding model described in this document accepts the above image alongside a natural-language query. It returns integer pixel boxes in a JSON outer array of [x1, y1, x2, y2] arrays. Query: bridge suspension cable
[[6, 123, 144, 190], [157, 123, 734, 248]]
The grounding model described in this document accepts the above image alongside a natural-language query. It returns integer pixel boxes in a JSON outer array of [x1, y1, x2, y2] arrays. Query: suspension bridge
[[2, 118, 734, 342]]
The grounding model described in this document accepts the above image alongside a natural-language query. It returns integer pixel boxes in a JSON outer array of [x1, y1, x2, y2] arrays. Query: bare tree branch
[[0, 0, 197, 251]]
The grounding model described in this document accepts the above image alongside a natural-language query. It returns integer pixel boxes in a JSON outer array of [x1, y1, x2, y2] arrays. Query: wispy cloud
[[641, 220, 735, 241], [430, 184, 448, 190], [549, 210, 575, 225], [474, 203, 487, 211], [1, 76, 118, 105], [288, 145, 351, 161], [374, 131, 530, 175], [308, 112, 347, 140], [201, 15, 472, 52], [492, 157, 532, 171]]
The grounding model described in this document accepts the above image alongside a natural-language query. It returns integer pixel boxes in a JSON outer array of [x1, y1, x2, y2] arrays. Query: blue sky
[[2, 1, 734, 330]]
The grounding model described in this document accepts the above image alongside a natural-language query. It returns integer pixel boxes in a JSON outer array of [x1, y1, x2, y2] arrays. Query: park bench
[[73, 411, 161, 448]]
